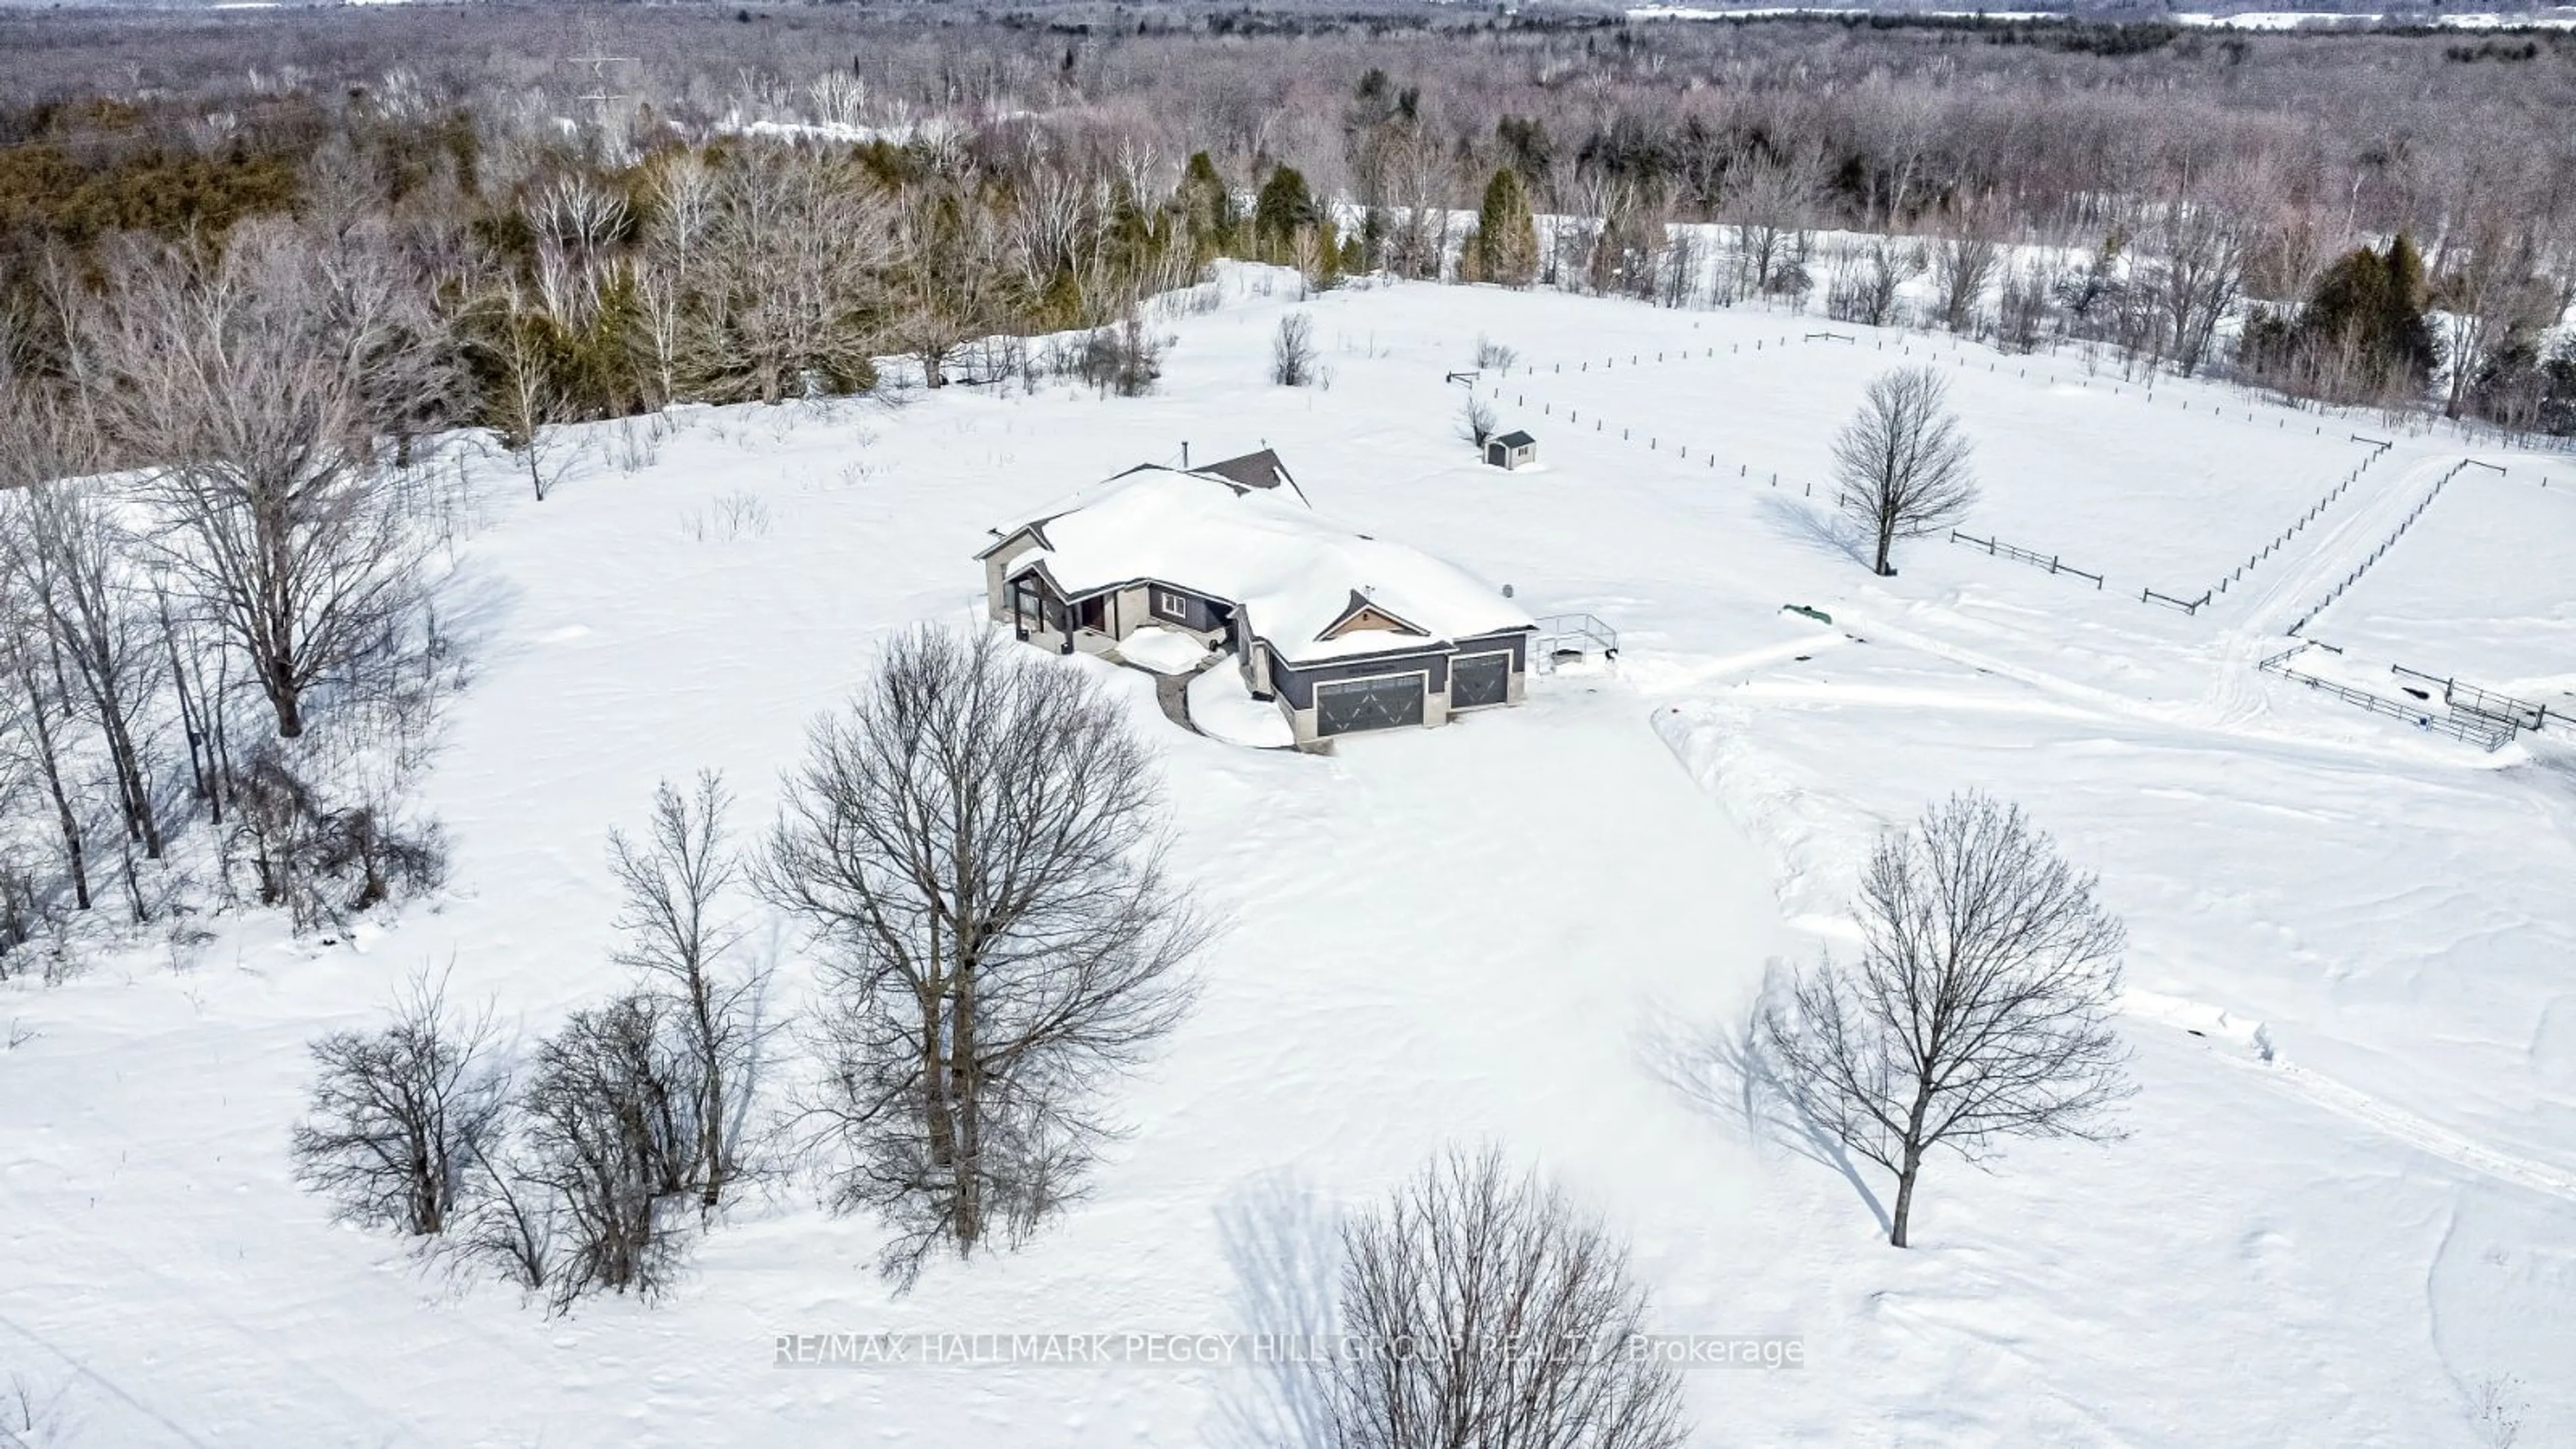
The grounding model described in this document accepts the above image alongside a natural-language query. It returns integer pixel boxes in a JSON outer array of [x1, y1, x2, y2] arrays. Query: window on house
[[1151, 587, 1190, 623]]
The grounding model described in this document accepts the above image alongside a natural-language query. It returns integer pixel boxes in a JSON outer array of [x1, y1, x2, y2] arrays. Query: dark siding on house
[[1132, 583, 1228, 634], [1450, 630, 1531, 675]]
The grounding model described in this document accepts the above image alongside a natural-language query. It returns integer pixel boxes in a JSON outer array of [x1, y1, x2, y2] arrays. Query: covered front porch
[[1004, 570, 1237, 663]]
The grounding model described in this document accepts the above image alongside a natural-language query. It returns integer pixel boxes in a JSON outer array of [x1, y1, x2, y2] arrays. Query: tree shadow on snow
[[1206, 1169, 1341, 1449], [1637, 969, 1891, 1238], [423, 556, 522, 686], [1756, 491, 1870, 570]]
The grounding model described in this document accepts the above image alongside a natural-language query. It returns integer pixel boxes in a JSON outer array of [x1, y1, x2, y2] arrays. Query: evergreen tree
[[2304, 233, 2437, 384], [1252, 166, 1317, 265], [1474, 166, 1540, 287], [2243, 233, 2440, 404], [1179, 151, 1238, 266], [1496, 115, 1554, 197]]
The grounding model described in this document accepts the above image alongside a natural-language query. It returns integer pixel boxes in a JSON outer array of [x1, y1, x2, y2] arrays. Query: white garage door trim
[[1449, 650, 1513, 710]]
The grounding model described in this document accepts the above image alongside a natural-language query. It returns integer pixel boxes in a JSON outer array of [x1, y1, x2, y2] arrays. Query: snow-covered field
[[1499, 326, 2379, 596], [2305, 468, 2576, 700], [4, 267, 2573, 1446]]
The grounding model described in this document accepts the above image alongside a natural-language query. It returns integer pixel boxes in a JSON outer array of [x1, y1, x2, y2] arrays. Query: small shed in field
[[1485, 430, 1538, 471]]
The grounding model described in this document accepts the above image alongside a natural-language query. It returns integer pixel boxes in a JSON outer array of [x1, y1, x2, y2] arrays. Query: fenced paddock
[[1507, 314, 2384, 597], [2305, 470, 2576, 691], [2257, 647, 2514, 751], [2389, 665, 2554, 733]]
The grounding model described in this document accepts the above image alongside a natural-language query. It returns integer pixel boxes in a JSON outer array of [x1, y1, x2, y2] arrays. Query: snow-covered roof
[[988, 467, 1534, 665]]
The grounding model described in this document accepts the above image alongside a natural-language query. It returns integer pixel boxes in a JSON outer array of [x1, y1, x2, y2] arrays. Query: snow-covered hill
[[3, 266, 2571, 1446]]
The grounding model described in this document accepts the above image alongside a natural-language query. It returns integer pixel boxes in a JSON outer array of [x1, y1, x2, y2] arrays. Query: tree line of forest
[[2, 7, 2569, 435]]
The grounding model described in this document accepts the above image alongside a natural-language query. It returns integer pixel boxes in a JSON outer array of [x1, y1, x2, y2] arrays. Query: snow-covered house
[[975, 453, 1536, 745]]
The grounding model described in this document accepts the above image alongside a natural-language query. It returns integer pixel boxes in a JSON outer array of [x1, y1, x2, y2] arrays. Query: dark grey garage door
[[1450, 652, 1510, 709], [1316, 674, 1426, 737]]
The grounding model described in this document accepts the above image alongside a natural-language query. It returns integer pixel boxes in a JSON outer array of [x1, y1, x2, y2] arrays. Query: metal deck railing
[[1533, 613, 1619, 667]]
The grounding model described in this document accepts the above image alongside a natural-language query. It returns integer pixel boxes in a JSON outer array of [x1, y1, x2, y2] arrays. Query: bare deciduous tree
[[516, 990, 700, 1310], [2432, 203, 2553, 421], [1763, 792, 2133, 1248], [1827, 238, 1921, 329], [1458, 390, 1497, 449], [1931, 201, 2005, 335], [608, 771, 771, 1211], [0, 383, 99, 913], [1729, 145, 1824, 297], [9, 481, 168, 872], [1996, 261, 2057, 354], [701, 144, 895, 403], [1272, 312, 1320, 387], [474, 281, 576, 501], [1322, 1147, 1689, 1449], [1590, 178, 1672, 301], [1381, 124, 1456, 282], [0, 616, 89, 918], [1833, 367, 1978, 577], [72, 223, 428, 739], [761, 625, 1205, 1285], [2145, 187, 2249, 378], [290, 970, 508, 1237]]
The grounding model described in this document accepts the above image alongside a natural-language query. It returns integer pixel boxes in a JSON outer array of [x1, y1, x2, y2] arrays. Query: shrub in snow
[[225, 744, 448, 934], [511, 991, 704, 1310], [1271, 313, 1319, 388], [1826, 239, 1921, 329], [0, 861, 40, 979], [290, 971, 507, 1238], [682, 490, 773, 542], [1077, 314, 1165, 397], [1458, 391, 1497, 449], [1997, 262, 2057, 354]]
